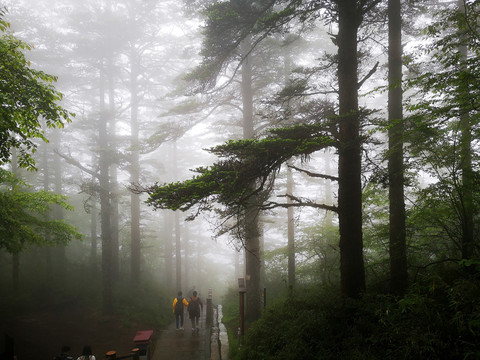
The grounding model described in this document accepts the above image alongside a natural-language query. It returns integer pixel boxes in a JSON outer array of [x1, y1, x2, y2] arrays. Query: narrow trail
[[152, 311, 210, 360]]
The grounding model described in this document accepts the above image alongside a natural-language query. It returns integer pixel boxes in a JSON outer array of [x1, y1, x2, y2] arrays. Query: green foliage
[[146, 125, 335, 215], [0, 8, 73, 170], [400, 163, 480, 267], [185, 1, 323, 91], [0, 169, 83, 254], [185, 1, 258, 89], [292, 221, 340, 286], [401, 1, 480, 263], [221, 286, 242, 359], [233, 271, 480, 360], [405, 3, 480, 168]]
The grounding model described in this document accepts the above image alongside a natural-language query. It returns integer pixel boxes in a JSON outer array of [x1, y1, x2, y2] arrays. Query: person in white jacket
[[76, 346, 95, 360]]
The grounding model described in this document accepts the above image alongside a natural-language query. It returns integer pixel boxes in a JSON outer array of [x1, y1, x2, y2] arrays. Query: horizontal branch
[[263, 195, 338, 213], [288, 164, 338, 182]]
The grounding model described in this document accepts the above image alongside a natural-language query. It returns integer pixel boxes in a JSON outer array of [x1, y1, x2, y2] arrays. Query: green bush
[[232, 272, 480, 360]]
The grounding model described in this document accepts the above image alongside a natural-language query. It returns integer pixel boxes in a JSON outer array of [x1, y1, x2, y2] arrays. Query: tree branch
[[357, 61, 379, 89], [54, 149, 98, 179], [262, 198, 338, 213], [288, 164, 339, 182]]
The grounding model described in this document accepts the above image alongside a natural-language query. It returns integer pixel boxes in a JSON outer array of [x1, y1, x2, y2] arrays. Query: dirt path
[[0, 302, 155, 360], [152, 311, 209, 360]]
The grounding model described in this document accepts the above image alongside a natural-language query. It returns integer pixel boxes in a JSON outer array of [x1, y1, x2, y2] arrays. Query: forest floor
[[0, 300, 156, 360]]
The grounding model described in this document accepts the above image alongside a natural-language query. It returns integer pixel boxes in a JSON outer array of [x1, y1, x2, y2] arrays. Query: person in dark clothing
[[172, 291, 189, 330], [1, 334, 15, 360], [54, 346, 74, 360], [188, 290, 203, 332]]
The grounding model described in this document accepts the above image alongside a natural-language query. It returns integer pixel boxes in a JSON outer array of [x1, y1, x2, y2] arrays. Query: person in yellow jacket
[[173, 291, 189, 330]]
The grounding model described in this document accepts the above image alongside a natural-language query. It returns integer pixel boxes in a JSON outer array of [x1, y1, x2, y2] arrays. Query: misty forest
[[1, 0, 480, 359]]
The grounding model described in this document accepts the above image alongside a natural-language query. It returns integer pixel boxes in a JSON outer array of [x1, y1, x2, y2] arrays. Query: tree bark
[[457, 0, 474, 260], [11, 149, 20, 293], [241, 35, 262, 322], [185, 224, 190, 290], [284, 51, 296, 289], [164, 210, 174, 291], [90, 194, 98, 269], [388, 0, 407, 295], [52, 130, 66, 281], [244, 205, 261, 322], [337, 0, 365, 298], [175, 210, 182, 291], [107, 55, 120, 281], [99, 63, 114, 313], [129, 48, 142, 286], [287, 163, 296, 288], [41, 140, 53, 283]]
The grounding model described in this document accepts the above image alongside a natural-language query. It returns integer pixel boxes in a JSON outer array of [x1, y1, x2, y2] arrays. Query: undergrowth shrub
[[232, 272, 480, 360], [115, 281, 171, 329]]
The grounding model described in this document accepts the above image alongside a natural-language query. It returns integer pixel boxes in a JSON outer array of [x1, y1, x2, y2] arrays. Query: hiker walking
[[188, 290, 203, 332], [173, 291, 189, 330]]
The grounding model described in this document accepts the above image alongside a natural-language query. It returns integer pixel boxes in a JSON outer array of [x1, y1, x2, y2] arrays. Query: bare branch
[[55, 149, 98, 179], [128, 182, 148, 195], [357, 61, 379, 89], [288, 164, 339, 182]]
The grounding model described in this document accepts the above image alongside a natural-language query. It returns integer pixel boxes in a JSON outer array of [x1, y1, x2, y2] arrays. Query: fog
[[3, 0, 480, 358], [0, 0, 346, 297], [0, 0, 340, 339], [1, 0, 238, 286]]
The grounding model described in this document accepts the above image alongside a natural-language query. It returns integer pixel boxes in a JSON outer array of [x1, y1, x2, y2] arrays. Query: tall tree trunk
[[322, 154, 334, 284], [234, 249, 240, 280], [244, 205, 261, 321], [259, 219, 265, 304], [337, 0, 365, 298], [129, 48, 142, 285], [52, 130, 66, 281], [90, 196, 98, 269], [457, 0, 474, 259], [388, 0, 407, 294], [99, 63, 114, 313], [175, 211, 182, 291], [12, 253, 19, 293], [41, 139, 53, 282], [172, 141, 183, 291], [164, 211, 174, 291], [11, 149, 20, 293], [107, 56, 120, 280], [241, 35, 262, 322], [286, 163, 296, 288], [284, 51, 296, 289], [89, 150, 98, 269], [184, 224, 190, 290]]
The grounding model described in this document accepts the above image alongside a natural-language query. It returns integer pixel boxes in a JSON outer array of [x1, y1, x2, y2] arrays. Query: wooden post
[[206, 288, 213, 326], [238, 278, 246, 337]]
